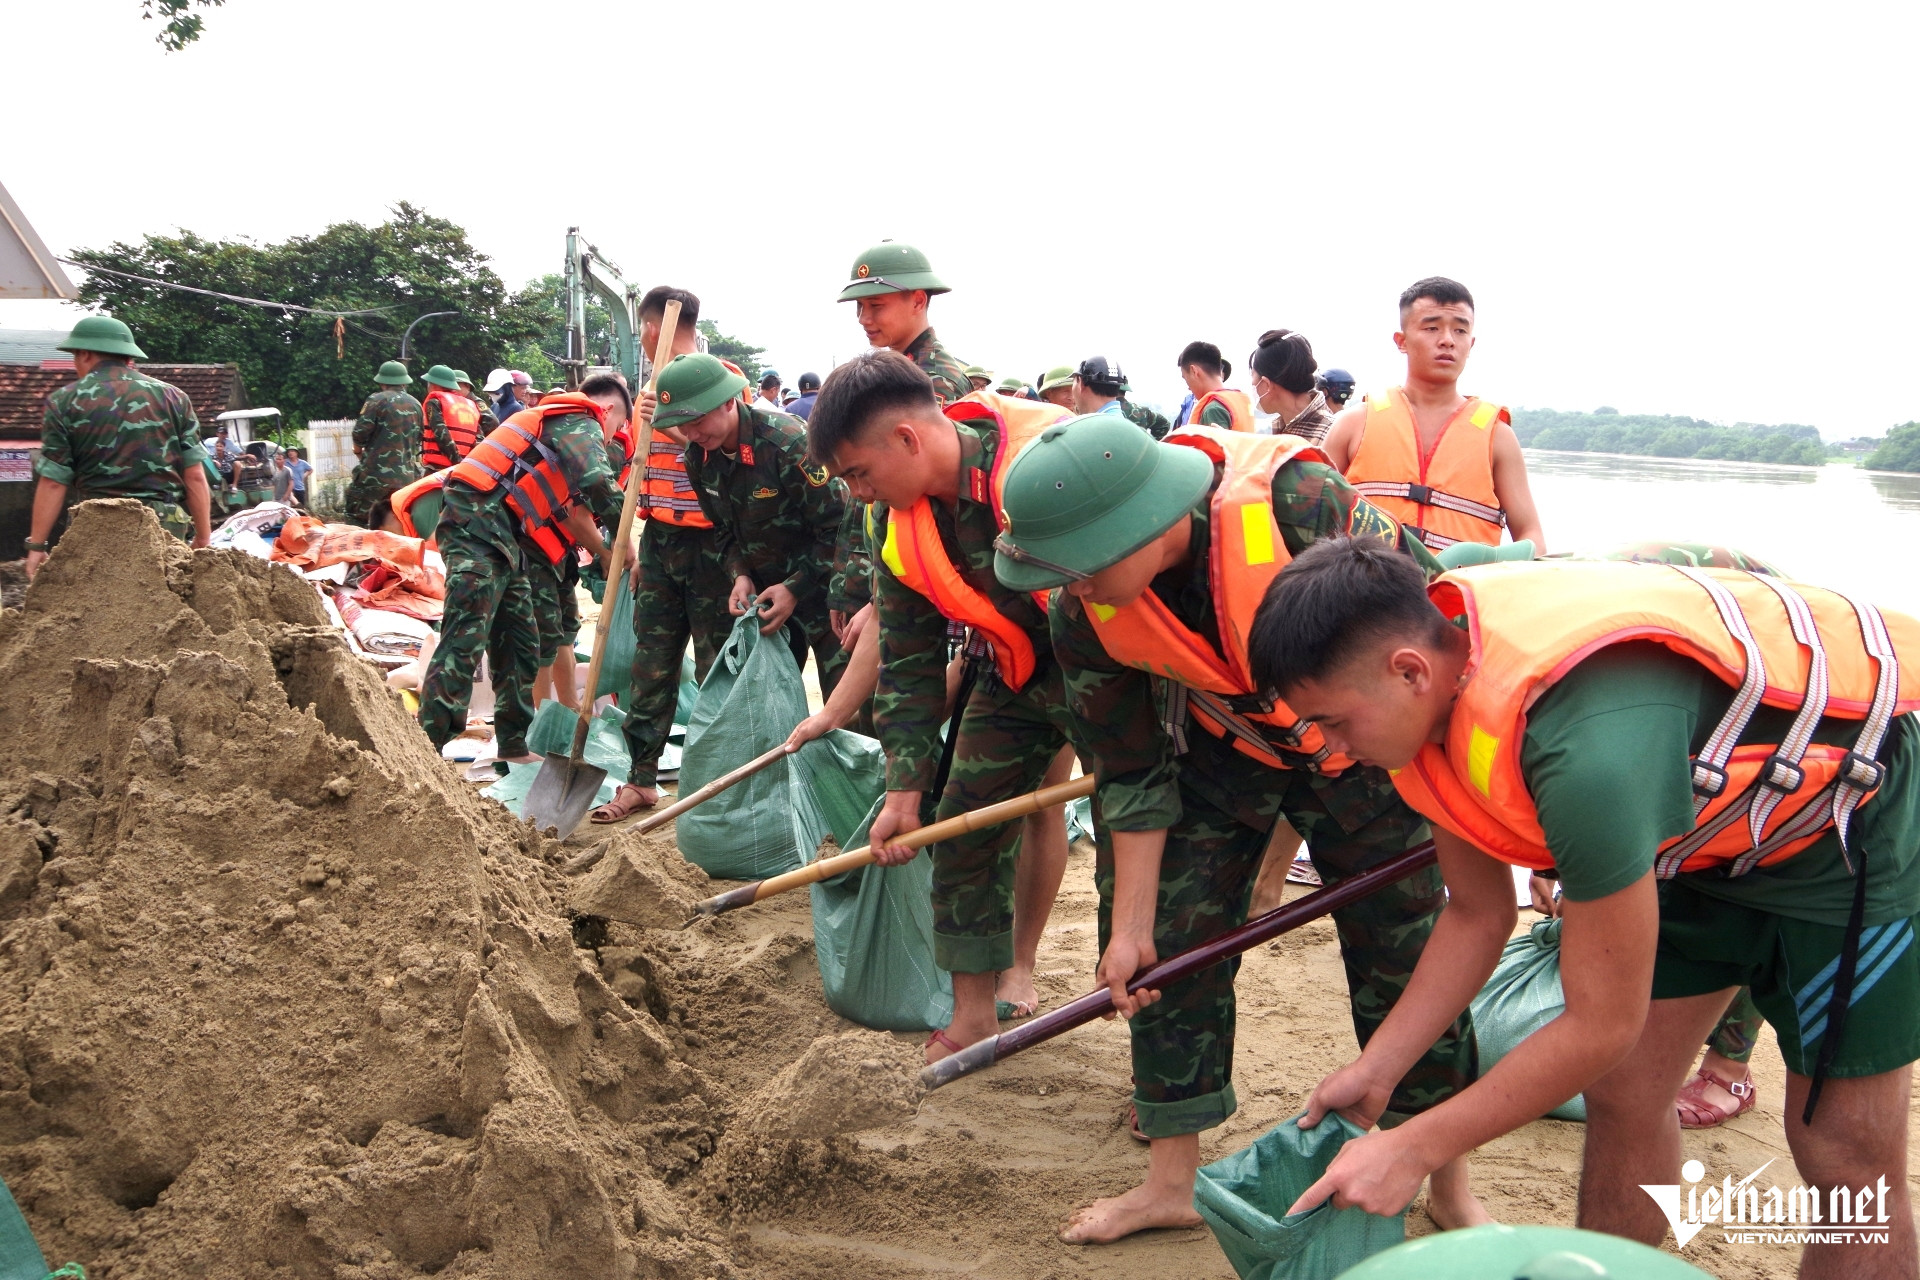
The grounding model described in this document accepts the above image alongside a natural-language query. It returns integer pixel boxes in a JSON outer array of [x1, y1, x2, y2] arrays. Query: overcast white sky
[[7, 0, 1917, 436]]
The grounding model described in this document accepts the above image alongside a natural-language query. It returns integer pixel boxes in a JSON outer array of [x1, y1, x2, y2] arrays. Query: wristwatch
[[23, 539, 51, 553]]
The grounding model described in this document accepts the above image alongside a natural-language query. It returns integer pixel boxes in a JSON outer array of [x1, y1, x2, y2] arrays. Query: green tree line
[[1512, 407, 1833, 466], [1864, 423, 1920, 472]]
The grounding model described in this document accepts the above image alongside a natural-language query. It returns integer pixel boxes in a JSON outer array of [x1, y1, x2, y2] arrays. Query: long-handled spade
[[919, 841, 1439, 1090], [686, 774, 1097, 920], [524, 300, 681, 838]]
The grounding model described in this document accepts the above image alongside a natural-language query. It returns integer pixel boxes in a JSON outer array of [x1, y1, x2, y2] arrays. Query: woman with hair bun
[[1248, 328, 1333, 444]]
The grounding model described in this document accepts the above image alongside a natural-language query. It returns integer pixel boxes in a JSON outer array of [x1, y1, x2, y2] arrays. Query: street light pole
[[399, 310, 458, 360]]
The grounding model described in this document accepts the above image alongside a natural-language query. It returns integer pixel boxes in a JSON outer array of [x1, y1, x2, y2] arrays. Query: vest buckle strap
[[1839, 750, 1886, 792], [1758, 753, 1807, 794], [1691, 758, 1730, 799], [1224, 690, 1277, 716], [1404, 482, 1434, 506]]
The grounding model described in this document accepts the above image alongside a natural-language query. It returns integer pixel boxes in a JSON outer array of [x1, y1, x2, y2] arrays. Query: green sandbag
[[0, 1174, 50, 1280], [524, 701, 631, 776], [1067, 794, 1095, 844], [1468, 918, 1585, 1122], [1194, 1112, 1405, 1280], [675, 610, 812, 879], [592, 578, 638, 701], [806, 767, 953, 1033], [1336, 1223, 1713, 1278], [482, 761, 619, 819]]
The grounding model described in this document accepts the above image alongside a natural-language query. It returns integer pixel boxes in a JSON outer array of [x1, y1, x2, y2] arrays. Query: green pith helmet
[[423, 364, 460, 390], [965, 365, 993, 381], [837, 241, 951, 302], [58, 315, 147, 359], [995, 375, 1030, 395], [1037, 365, 1076, 393], [654, 353, 749, 429], [453, 369, 473, 387], [374, 360, 412, 386], [993, 415, 1214, 592]]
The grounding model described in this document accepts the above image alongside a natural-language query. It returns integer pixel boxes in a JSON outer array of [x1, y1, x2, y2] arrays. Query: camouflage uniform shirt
[[685, 403, 846, 618], [350, 389, 424, 485], [1121, 397, 1171, 439], [1052, 459, 1441, 831], [36, 359, 208, 511], [902, 326, 973, 407], [438, 410, 623, 569], [872, 414, 1054, 792]]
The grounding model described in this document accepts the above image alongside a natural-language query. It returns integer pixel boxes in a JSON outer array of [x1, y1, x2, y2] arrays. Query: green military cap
[[453, 369, 473, 387], [423, 364, 460, 390], [965, 365, 993, 380], [1037, 365, 1076, 393], [1434, 539, 1536, 570], [654, 353, 749, 429], [374, 360, 412, 386], [837, 241, 951, 302], [993, 414, 1214, 593], [995, 375, 1030, 395], [59, 315, 147, 359]]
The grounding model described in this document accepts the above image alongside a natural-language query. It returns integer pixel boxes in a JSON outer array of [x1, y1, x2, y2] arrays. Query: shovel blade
[[522, 753, 609, 839]]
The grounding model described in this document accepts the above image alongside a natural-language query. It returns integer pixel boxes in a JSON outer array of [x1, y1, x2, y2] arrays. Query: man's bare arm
[[1322, 404, 1366, 471], [1490, 422, 1545, 553]]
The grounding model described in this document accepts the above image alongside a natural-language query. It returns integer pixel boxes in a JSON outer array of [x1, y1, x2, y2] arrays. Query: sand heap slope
[[0, 501, 728, 1278]]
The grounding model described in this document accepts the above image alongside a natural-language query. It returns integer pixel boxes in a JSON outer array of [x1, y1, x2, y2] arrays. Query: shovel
[[524, 301, 681, 837], [919, 840, 1438, 1091], [687, 773, 1096, 918]]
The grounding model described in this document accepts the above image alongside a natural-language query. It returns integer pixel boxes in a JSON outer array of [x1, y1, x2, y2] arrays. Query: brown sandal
[[1676, 1067, 1756, 1129], [589, 783, 656, 825]]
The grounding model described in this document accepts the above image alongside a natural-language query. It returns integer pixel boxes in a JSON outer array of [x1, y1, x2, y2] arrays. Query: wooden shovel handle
[[634, 743, 791, 835], [691, 773, 1096, 915], [569, 300, 680, 762]]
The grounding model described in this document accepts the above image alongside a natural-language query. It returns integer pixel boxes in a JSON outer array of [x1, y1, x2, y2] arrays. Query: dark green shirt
[[1052, 460, 1440, 830], [1522, 642, 1920, 926], [37, 360, 208, 507]]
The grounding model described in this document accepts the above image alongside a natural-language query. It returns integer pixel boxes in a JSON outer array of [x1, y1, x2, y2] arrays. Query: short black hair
[[1249, 329, 1318, 395], [580, 372, 632, 417], [761, 371, 781, 387], [638, 285, 701, 325], [1398, 276, 1474, 320], [1248, 536, 1453, 695], [1178, 341, 1225, 378], [806, 349, 940, 467]]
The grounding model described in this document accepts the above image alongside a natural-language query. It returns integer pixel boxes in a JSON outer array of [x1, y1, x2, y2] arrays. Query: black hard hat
[[1318, 367, 1355, 390], [798, 371, 820, 392], [1076, 355, 1127, 396]]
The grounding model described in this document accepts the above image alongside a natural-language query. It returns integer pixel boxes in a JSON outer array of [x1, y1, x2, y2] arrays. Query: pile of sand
[[0, 501, 762, 1277]]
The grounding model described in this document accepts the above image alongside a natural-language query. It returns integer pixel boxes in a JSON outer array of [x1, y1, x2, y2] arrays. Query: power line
[[55, 258, 400, 318]]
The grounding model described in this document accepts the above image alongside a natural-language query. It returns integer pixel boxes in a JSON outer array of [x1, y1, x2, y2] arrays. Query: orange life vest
[[1083, 427, 1372, 773], [389, 469, 448, 545], [878, 391, 1072, 691], [447, 394, 607, 565], [1394, 560, 1920, 877], [1347, 387, 1509, 550], [1191, 388, 1256, 433], [421, 388, 482, 470]]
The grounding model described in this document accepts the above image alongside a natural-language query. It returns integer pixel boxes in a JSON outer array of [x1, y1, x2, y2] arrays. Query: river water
[[1523, 451, 1920, 618]]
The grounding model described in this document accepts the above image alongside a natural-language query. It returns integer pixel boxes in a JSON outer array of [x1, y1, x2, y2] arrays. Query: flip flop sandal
[[996, 999, 1039, 1021], [1676, 1067, 1756, 1129], [1284, 858, 1323, 887], [925, 1028, 967, 1060], [589, 783, 656, 825], [1125, 1102, 1148, 1143]]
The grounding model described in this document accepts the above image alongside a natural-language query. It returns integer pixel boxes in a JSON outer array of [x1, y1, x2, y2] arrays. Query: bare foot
[[1059, 1184, 1204, 1244], [994, 966, 1040, 1018], [1426, 1156, 1494, 1231]]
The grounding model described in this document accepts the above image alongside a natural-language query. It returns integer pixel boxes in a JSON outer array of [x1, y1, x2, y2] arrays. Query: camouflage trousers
[[418, 527, 539, 757], [342, 465, 414, 528], [621, 522, 737, 788], [930, 658, 1078, 974], [1709, 987, 1763, 1064], [522, 550, 582, 667], [1098, 752, 1477, 1139]]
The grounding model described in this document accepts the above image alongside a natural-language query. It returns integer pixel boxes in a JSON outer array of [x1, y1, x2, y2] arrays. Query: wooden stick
[[565, 300, 679, 764], [634, 743, 791, 835], [689, 773, 1096, 917]]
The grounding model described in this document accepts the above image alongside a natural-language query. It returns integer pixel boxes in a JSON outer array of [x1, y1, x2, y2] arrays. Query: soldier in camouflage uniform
[[344, 361, 424, 526], [993, 415, 1482, 1243], [661, 355, 846, 691], [1119, 395, 1171, 439], [26, 316, 213, 578], [417, 387, 626, 759], [805, 350, 1083, 1059], [456, 371, 500, 433]]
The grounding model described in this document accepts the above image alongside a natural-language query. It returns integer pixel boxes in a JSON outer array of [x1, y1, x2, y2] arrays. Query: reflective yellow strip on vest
[[1467, 724, 1499, 796], [1470, 402, 1498, 429], [1241, 502, 1275, 566], [880, 513, 906, 578], [1091, 603, 1117, 623]]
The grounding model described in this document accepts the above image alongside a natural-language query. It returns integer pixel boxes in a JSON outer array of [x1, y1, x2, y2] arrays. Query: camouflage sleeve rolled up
[[871, 502, 955, 792], [422, 396, 458, 462], [544, 411, 624, 528], [1274, 459, 1443, 574], [828, 502, 874, 614], [1049, 588, 1183, 831]]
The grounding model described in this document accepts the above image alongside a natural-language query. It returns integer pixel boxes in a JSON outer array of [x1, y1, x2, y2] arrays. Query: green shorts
[[522, 556, 578, 666], [1654, 876, 1920, 1079]]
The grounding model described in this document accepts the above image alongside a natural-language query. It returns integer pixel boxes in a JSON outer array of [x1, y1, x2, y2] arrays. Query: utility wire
[[55, 258, 400, 318]]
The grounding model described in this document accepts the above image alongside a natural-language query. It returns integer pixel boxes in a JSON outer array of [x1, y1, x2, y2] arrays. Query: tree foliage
[[698, 320, 765, 384], [1512, 407, 1834, 467], [70, 204, 549, 430], [1864, 423, 1920, 473], [142, 0, 222, 51]]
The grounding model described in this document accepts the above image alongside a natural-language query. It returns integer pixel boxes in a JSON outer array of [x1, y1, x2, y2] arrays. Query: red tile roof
[[0, 363, 248, 441]]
